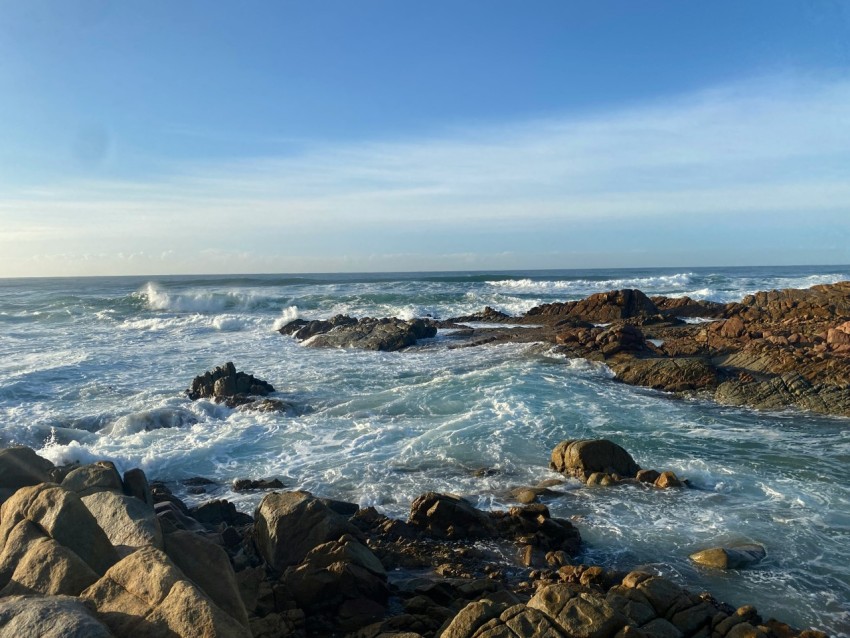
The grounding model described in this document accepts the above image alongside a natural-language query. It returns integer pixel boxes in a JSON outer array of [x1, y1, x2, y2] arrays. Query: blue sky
[[1, 1, 849, 276]]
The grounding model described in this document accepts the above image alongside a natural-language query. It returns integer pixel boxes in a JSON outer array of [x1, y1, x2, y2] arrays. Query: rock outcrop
[[689, 544, 766, 570], [280, 315, 437, 351], [186, 362, 276, 408]]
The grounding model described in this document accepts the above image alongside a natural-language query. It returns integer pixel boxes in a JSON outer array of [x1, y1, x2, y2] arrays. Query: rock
[[527, 289, 660, 323], [81, 491, 163, 555], [408, 493, 493, 539], [653, 471, 683, 489], [0, 447, 54, 495], [689, 544, 766, 569], [61, 462, 124, 496], [528, 585, 628, 638], [636, 469, 660, 484], [296, 316, 438, 351], [123, 468, 154, 507], [232, 478, 284, 491], [550, 440, 640, 482], [82, 546, 251, 637], [0, 484, 118, 576], [190, 499, 252, 529], [186, 361, 275, 402], [254, 490, 359, 571], [282, 534, 388, 629], [641, 618, 682, 638], [440, 599, 507, 638], [0, 520, 99, 596], [0, 595, 113, 638], [163, 529, 250, 628], [608, 358, 719, 393]]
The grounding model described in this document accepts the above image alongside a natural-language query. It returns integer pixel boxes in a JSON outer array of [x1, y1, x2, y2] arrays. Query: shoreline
[[0, 443, 836, 638]]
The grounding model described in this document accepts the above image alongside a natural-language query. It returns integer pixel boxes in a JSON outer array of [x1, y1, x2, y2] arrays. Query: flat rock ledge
[[0, 444, 832, 638], [280, 315, 437, 351]]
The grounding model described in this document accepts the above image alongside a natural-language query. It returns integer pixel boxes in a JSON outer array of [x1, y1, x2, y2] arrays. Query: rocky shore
[[279, 281, 850, 417], [0, 442, 830, 637]]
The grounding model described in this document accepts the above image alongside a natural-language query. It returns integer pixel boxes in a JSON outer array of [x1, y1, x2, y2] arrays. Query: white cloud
[[2, 73, 849, 276]]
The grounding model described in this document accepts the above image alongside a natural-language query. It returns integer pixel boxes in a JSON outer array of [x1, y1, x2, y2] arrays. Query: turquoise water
[[0, 266, 848, 635]]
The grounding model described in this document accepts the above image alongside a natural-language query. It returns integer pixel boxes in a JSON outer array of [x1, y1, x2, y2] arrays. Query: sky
[[1, 1, 849, 277]]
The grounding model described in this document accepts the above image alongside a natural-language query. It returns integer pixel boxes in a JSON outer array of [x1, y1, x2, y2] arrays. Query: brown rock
[[689, 544, 766, 569], [0, 595, 113, 637], [81, 491, 162, 555], [550, 440, 640, 482], [0, 484, 118, 576], [653, 472, 683, 489], [254, 490, 358, 571], [0, 447, 54, 494]]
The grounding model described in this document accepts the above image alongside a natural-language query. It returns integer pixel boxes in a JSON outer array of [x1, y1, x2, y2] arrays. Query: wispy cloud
[[2, 74, 850, 276]]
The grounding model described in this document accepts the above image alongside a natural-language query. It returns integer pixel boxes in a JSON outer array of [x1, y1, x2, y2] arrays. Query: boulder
[[0, 484, 118, 576], [0, 595, 113, 638], [688, 544, 766, 569], [123, 468, 154, 507], [408, 493, 493, 539], [81, 491, 163, 555], [0, 447, 54, 501], [653, 472, 683, 489], [550, 440, 640, 482], [163, 530, 250, 628], [528, 585, 628, 638], [190, 499, 252, 529], [440, 599, 507, 638], [0, 520, 99, 597], [254, 490, 359, 571], [82, 546, 251, 638], [232, 478, 285, 491], [61, 462, 124, 497], [186, 362, 275, 402], [282, 534, 388, 629]]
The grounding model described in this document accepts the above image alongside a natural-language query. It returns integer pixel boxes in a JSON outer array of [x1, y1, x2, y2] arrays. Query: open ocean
[[1, 265, 849, 635]]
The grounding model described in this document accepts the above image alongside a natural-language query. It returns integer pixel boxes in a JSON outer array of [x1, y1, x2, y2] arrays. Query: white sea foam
[[272, 305, 300, 331], [486, 272, 694, 293], [212, 315, 247, 331]]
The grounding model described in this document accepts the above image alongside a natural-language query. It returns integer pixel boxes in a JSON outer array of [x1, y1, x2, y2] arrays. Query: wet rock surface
[[0, 445, 832, 638], [186, 362, 278, 409], [281, 315, 438, 351]]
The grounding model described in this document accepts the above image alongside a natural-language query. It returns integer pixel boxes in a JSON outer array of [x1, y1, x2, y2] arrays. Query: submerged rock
[[689, 544, 766, 569]]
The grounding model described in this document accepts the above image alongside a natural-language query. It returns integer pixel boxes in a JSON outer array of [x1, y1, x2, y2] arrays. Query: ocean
[[1, 265, 849, 635]]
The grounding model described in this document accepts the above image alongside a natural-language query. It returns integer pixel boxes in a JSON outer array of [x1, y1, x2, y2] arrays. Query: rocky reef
[[0, 443, 830, 637], [283, 281, 850, 418]]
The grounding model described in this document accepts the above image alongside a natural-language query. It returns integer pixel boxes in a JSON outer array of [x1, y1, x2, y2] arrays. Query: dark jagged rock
[[527, 289, 660, 323], [281, 315, 437, 351], [186, 362, 275, 406], [232, 478, 284, 492], [447, 306, 513, 324]]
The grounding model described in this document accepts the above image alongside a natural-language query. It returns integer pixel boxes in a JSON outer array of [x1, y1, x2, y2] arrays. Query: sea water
[[0, 265, 848, 635]]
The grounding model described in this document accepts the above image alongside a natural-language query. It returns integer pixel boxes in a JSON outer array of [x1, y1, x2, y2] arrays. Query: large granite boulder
[[61, 462, 124, 497], [254, 490, 359, 572], [0, 595, 113, 638], [82, 546, 251, 638], [81, 491, 163, 556], [0, 484, 118, 578], [186, 362, 275, 402], [163, 530, 250, 629], [550, 440, 641, 482], [282, 315, 437, 351]]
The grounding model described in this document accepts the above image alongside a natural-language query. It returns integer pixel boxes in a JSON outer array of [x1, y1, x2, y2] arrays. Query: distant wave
[[485, 272, 694, 293]]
